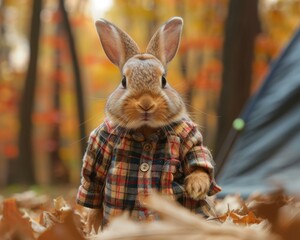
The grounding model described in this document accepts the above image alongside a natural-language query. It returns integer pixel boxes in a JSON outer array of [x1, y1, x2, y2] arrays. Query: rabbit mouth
[[142, 112, 151, 121]]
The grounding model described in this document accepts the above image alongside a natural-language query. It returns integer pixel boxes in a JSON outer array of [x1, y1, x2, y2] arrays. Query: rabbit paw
[[184, 169, 210, 200], [85, 208, 103, 234]]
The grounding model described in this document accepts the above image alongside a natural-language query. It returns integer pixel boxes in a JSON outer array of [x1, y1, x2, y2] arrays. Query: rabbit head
[[95, 17, 188, 130]]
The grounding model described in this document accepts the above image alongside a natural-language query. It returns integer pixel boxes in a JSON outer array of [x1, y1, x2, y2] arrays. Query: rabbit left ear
[[95, 19, 140, 69], [146, 17, 183, 67]]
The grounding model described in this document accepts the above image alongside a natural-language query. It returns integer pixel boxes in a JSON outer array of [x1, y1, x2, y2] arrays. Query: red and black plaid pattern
[[77, 119, 221, 223]]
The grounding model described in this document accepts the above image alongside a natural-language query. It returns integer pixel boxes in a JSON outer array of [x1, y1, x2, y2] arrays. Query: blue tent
[[216, 29, 300, 198]]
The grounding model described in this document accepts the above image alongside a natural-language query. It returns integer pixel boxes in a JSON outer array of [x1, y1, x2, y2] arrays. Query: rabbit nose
[[137, 97, 156, 112], [138, 103, 155, 111]]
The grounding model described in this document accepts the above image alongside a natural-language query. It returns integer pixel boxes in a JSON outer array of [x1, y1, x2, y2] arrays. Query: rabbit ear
[[95, 19, 140, 69], [146, 17, 183, 67]]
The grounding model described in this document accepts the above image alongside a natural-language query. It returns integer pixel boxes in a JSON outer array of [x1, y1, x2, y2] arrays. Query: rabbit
[[77, 17, 221, 232]]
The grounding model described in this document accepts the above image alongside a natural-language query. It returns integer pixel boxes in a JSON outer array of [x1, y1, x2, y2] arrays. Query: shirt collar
[[104, 118, 194, 142]]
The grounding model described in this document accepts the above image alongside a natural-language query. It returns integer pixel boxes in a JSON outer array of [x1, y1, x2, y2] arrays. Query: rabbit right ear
[[146, 17, 183, 67], [95, 19, 140, 69]]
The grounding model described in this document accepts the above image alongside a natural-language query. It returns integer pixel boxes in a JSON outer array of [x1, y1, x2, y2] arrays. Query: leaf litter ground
[[0, 189, 299, 240]]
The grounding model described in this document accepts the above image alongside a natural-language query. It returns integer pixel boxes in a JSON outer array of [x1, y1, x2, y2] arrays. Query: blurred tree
[[0, 1, 8, 79], [11, 0, 42, 184], [50, 8, 69, 184], [215, 0, 260, 164], [59, 0, 86, 160], [9, 0, 86, 185]]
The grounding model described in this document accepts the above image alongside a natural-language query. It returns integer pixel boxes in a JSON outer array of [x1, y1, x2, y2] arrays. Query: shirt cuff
[[76, 185, 103, 208]]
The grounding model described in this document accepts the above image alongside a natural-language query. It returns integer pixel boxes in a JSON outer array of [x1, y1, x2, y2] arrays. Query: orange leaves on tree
[[3, 144, 18, 158], [180, 37, 222, 53], [255, 35, 279, 57], [32, 109, 61, 125], [41, 36, 65, 48]]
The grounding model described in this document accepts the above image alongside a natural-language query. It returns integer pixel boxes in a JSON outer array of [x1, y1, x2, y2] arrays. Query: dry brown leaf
[[278, 203, 300, 228], [217, 208, 261, 226], [39, 211, 59, 228], [278, 214, 300, 240], [38, 195, 73, 230], [239, 211, 261, 225], [253, 192, 286, 230], [251, 190, 300, 240], [22, 210, 47, 237], [53, 196, 72, 220], [215, 194, 244, 216], [0, 198, 35, 240], [13, 191, 50, 210], [38, 211, 84, 240]]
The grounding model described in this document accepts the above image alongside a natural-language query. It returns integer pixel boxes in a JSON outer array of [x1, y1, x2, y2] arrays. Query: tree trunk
[[59, 0, 86, 158], [215, 0, 260, 165], [50, 10, 69, 184], [11, 0, 42, 184]]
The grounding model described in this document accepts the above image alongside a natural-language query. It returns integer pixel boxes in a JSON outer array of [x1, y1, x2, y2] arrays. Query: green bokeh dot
[[233, 118, 245, 131]]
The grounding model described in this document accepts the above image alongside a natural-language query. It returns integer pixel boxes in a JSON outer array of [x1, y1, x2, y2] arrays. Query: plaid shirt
[[77, 118, 221, 224]]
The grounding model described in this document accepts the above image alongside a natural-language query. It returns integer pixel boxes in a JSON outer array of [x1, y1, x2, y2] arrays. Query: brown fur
[[105, 53, 187, 130], [184, 169, 210, 200]]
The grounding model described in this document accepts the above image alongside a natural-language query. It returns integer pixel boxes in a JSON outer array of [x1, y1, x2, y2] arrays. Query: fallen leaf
[[13, 191, 49, 210], [38, 211, 84, 240], [1, 198, 35, 240]]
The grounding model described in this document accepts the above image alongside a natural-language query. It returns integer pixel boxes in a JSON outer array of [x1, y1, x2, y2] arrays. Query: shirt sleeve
[[76, 124, 112, 208], [182, 126, 222, 196]]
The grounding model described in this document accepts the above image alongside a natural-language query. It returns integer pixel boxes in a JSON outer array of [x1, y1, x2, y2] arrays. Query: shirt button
[[140, 163, 150, 172], [132, 133, 145, 142], [143, 143, 152, 152]]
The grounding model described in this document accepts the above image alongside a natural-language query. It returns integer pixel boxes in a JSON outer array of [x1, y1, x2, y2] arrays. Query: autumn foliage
[[1, 0, 300, 186], [1, 1, 300, 239]]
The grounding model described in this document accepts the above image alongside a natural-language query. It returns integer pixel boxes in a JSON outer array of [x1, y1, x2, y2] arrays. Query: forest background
[[0, 0, 299, 188]]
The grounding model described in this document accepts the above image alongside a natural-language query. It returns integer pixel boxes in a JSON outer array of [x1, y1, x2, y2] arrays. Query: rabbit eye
[[161, 76, 167, 88], [121, 77, 127, 88]]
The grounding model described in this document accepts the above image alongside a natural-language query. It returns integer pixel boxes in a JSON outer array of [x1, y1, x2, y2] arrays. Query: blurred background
[[0, 0, 299, 189]]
